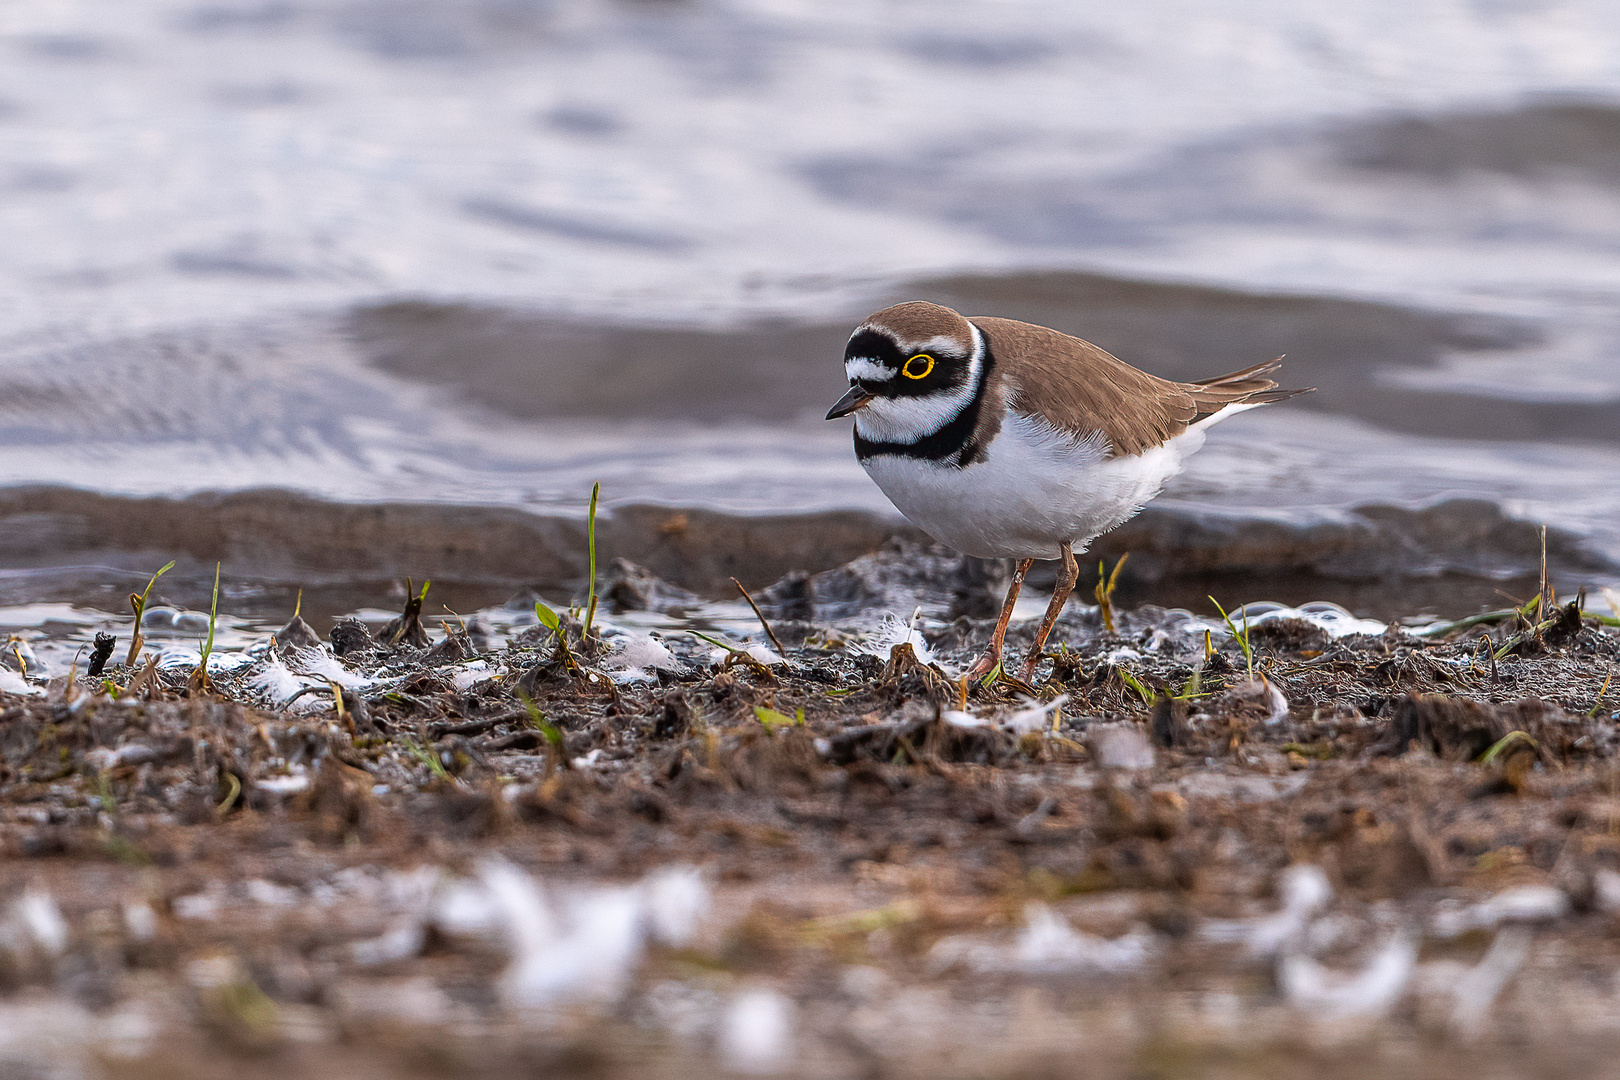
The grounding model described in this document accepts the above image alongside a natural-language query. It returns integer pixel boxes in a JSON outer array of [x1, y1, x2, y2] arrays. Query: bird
[[826, 300, 1312, 682]]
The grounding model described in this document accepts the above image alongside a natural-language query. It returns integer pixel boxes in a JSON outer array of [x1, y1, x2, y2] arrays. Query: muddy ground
[[3, 545, 1620, 1079]]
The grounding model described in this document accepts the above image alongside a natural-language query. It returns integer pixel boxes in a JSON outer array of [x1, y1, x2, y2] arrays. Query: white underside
[[861, 404, 1257, 560]]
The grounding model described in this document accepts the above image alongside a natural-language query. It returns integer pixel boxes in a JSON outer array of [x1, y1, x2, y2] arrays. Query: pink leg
[[964, 558, 1033, 681], [1021, 542, 1077, 680]]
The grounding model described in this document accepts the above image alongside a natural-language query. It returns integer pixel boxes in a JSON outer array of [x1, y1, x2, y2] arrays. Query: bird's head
[[825, 301, 982, 441]]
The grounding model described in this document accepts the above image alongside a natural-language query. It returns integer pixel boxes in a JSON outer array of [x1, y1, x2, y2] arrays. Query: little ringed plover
[[826, 300, 1313, 681]]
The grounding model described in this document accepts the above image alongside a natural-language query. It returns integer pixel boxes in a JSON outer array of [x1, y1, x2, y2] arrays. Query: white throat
[[851, 325, 984, 445]]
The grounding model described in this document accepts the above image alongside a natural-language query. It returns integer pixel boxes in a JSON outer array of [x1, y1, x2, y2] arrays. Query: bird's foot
[[962, 649, 1002, 684], [1020, 652, 1044, 683]]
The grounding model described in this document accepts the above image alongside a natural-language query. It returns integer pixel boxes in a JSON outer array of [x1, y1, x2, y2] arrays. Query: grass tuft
[[402, 736, 451, 781], [1093, 554, 1129, 635], [1116, 665, 1153, 705]]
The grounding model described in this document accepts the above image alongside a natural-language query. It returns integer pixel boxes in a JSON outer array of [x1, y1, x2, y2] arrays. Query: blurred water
[[2, 0, 1619, 605]]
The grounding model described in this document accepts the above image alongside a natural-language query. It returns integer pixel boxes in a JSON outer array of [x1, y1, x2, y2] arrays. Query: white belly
[[860, 412, 1207, 560]]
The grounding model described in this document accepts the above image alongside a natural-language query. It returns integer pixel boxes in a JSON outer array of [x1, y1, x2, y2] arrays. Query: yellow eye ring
[[902, 353, 935, 379]]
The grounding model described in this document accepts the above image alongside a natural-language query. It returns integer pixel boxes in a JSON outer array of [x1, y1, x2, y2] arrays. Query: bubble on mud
[[1593, 868, 1620, 912], [122, 902, 159, 943], [1088, 723, 1156, 770], [449, 659, 490, 689], [255, 771, 311, 795], [941, 709, 987, 729], [9, 889, 69, 956], [1441, 927, 1533, 1039], [1226, 678, 1290, 726], [349, 918, 428, 967], [641, 866, 709, 948], [171, 891, 223, 921]]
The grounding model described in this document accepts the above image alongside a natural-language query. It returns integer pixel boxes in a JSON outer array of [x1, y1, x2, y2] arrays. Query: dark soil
[[2, 552, 1620, 1079]]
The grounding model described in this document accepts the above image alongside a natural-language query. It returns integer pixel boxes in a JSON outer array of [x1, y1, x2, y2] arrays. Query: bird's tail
[[1186, 357, 1313, 424]]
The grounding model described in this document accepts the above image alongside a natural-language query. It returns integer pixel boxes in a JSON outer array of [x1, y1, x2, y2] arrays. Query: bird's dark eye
[[902, 353, 935, 379]]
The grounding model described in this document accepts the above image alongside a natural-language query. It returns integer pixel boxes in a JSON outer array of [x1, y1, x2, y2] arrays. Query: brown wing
[[971, 318, 1310, 457], [972, 317, 1197, 457]]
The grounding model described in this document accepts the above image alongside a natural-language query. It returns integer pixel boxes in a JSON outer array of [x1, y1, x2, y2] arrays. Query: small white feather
[[285, 646, 373, 690], [1001, 694, 1068, 734], [606, 634, 682, 673], [247, 654, 310, 708]]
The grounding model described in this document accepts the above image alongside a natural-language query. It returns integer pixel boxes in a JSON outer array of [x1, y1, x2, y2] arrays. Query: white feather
[[854, 386, 975, 444], [1001, 694, 1068, 734], [607, 633, 681, 673], [843, 357, 893, 382], [861, 394, 1241, 560], [856, 613, 936, 664], [248, 654, 311, 708], [286, 646, 373, 690]]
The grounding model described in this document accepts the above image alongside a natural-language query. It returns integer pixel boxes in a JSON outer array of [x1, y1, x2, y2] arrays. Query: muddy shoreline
[[2, 485, 1614, 624], [2, 540, 1620, 1078]]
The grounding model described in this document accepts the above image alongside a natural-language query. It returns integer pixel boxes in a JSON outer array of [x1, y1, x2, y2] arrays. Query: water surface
[[2, 0, 1619, 619]]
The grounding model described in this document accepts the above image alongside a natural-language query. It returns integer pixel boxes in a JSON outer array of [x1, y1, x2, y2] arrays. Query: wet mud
[[1, 486, 1612, 626], [3, 543, 1620, 1078]]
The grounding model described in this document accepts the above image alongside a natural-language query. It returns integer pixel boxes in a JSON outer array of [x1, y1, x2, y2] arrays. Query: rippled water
[[2, 0, 1619, 619]]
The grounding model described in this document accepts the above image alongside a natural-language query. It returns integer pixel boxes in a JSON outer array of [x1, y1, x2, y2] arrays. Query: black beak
[[825, 384, 874, 420]]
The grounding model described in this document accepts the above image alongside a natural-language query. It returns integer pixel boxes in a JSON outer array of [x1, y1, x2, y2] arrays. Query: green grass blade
[[582, 481, 601, 641], [1209, 596, 1254, 679], [688, 629, 738, 653], [1116, 666, 1152, 704], [126, 559, 177, 666], [1478, 729, 1537, 765], [534, 600, 561, 634], [200, 561, 221, 675], [753, 705, 804, 730], [517, 689, 565, 751]]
